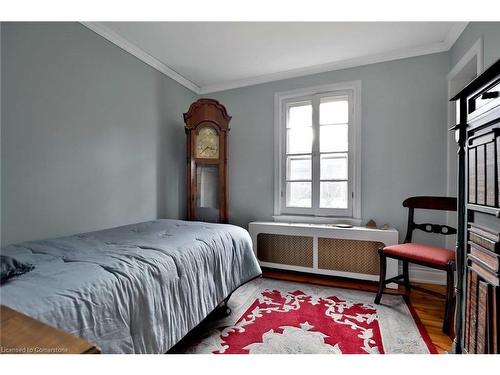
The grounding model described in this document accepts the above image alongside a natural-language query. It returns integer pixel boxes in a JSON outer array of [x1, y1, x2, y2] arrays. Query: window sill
[[272, 215, 362, 226]]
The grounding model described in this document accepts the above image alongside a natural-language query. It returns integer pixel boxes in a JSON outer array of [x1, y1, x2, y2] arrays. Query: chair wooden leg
[[374, 249, 387, 304], [443, 264, 455, 335], [403, 261, 411, 293]]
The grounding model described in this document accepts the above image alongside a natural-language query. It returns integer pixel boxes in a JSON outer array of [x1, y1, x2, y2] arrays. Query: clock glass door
[[196, 164, 220, 222]]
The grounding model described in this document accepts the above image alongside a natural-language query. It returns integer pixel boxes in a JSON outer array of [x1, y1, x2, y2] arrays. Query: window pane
[[320, 181, 348, 208], [286, 182, 311, 208], [320, 124, 348, 152], [287, 155, 311, 180], [287, 103, 312, 128], [320, 99, 348, 125], [287, 127, 312, 154], [321, 153, 348, 180]]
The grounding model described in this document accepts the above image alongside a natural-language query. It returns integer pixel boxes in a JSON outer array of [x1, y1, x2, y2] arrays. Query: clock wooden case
[[184, 99, 231, 223]]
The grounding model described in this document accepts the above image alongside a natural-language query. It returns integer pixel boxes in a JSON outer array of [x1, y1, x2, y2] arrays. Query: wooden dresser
[[452, 59, 500, 354], [0, 305, 100, 354]]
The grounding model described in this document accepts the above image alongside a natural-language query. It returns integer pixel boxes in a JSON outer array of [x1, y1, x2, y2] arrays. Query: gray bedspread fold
[[0, 219, 262, 353]]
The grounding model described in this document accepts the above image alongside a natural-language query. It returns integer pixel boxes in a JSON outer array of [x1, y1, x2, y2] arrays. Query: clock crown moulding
[[183, 98, 232, 132]]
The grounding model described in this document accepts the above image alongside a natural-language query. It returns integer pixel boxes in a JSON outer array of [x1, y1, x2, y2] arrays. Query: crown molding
[[80, 22, 201, 94], [80, 22, 469, 96], [443, 22, 469, 49], [199, 41, 449, 94], [200, 22, 469, 94]]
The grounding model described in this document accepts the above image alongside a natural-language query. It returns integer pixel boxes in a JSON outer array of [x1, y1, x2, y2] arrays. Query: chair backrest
[[402, 196, 457, 243]]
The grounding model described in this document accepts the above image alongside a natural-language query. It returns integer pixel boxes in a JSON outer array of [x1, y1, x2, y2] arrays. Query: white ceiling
[[85, 22, 468, 94]]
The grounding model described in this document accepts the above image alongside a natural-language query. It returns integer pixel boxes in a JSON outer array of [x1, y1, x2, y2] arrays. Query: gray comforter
[[0, 219, 262, 353]]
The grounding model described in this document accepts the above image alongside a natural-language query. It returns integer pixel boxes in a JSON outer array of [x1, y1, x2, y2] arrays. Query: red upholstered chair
[[374, 196, 457, 334]]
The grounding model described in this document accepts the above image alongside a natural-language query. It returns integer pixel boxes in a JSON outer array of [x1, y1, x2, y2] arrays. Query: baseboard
[[409, 265, 447, 285]]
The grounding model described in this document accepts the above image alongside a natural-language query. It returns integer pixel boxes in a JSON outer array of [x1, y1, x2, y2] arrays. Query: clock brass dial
[[196, 127, 219, 159]]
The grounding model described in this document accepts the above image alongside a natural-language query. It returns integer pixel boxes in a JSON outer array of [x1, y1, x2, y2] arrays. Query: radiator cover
[[318, 237, 383, 275], [249, 221, 399, 288], [257, 234, 313, 267]]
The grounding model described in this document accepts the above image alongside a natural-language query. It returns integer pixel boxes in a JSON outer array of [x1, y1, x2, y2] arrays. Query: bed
[[0, 219, 262, 353]]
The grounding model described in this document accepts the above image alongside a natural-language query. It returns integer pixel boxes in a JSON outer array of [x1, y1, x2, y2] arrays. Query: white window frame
[[273, 81, 362, 224]]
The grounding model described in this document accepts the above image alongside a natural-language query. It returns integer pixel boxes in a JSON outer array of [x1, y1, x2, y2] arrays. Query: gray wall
[[209, 52, 450, 243], [450, 22, 500, 71], [1, 22, 471, 247], [1, 23, 196, 245]]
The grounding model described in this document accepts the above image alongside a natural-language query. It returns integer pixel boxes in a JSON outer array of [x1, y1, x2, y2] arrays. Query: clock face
[[196, 127, 219, 159]]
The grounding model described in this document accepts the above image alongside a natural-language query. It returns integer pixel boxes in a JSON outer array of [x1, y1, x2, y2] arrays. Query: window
[[274, 81, 361, 220]]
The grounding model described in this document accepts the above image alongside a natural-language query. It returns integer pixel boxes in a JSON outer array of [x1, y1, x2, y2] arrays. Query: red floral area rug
[[180, 278, 437, 354]]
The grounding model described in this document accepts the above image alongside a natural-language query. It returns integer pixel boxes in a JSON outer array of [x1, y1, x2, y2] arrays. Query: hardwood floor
[[262, 268, 453, 354]]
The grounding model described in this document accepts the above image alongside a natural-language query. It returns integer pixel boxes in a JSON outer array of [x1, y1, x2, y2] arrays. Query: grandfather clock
[[184, 99, 231, 223]]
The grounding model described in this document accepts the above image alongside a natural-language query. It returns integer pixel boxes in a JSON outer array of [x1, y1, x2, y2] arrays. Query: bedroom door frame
[[445, 37, 483, 251]]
